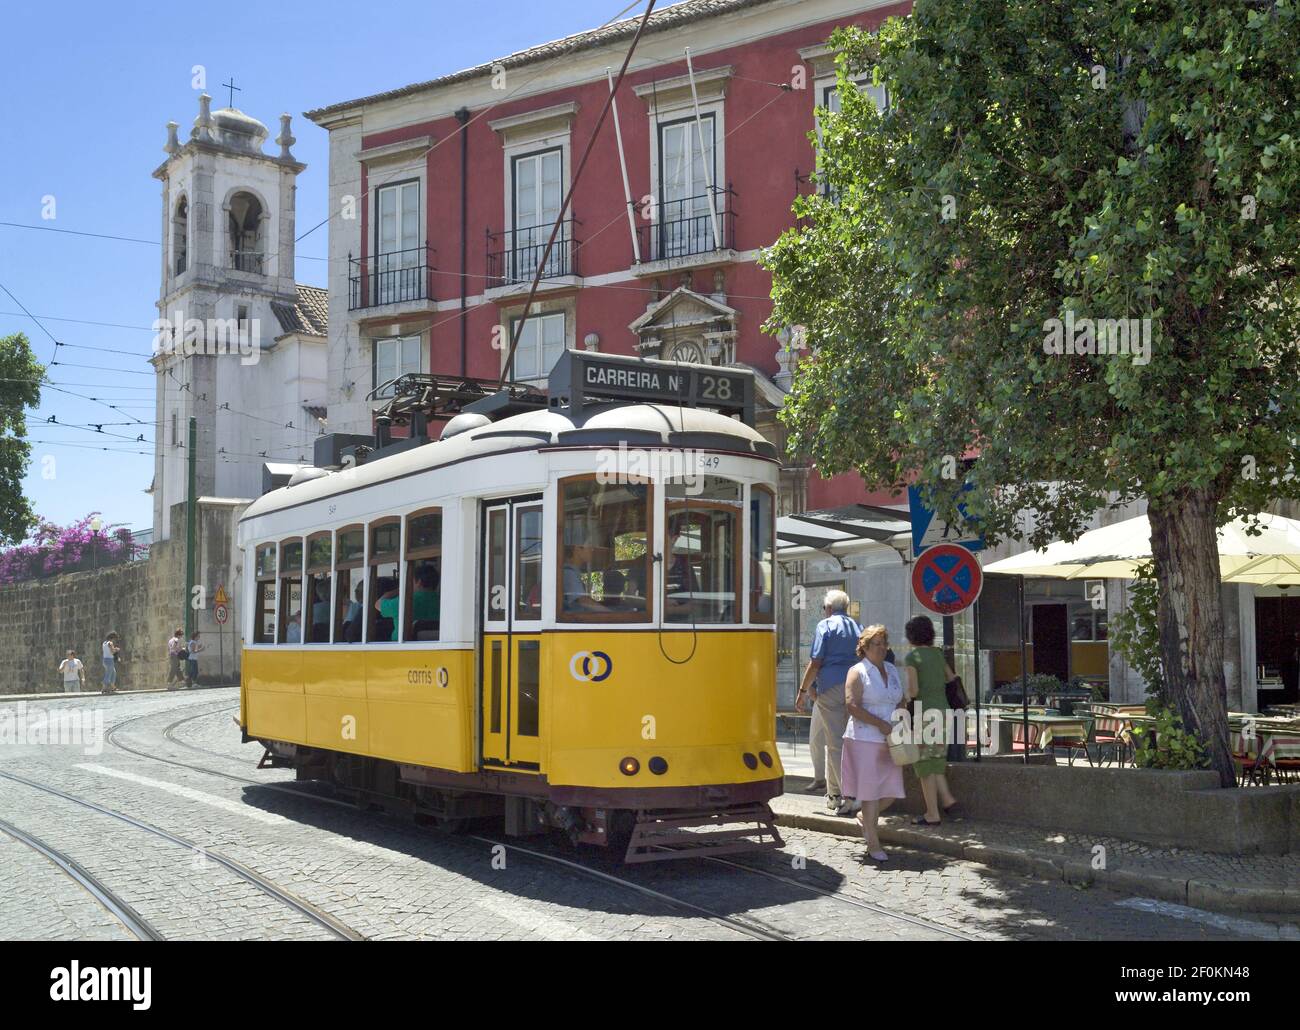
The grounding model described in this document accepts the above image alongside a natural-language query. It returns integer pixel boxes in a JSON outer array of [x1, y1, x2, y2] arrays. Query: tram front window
[[279, 539, 304, 643], [557, 476, 652, 622], [665, 476, 741, 624], [254, 544, 276, 644]]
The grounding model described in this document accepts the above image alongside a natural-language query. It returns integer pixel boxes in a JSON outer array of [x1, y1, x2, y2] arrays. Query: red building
[[306, 0, 908, 515]]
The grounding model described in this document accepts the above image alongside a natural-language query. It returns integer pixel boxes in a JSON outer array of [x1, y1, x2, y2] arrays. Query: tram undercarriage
[[259, 740, 784, 863]]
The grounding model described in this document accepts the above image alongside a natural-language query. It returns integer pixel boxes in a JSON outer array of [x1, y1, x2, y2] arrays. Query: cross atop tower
[[221, 77, 241, 108]]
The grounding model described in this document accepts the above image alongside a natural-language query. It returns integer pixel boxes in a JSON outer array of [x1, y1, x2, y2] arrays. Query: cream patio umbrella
[[983, 512, 1300, 585]]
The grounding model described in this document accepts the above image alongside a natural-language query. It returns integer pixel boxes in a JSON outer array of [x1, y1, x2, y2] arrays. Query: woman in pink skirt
[[842, 624, 915, 861]]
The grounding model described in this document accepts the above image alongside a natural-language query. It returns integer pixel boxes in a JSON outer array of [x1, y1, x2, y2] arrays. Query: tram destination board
[[549, 350, 755, 426]]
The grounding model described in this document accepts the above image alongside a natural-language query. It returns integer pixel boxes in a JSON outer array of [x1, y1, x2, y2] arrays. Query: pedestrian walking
[[901, 616, 959, 825], [57, 649, 85, 693], [166, 627, 186, 689], [842, 624, 914, 862], [101, 632, 121, 693], [185, 630, 205, 688], [795, 590, 861, 816]]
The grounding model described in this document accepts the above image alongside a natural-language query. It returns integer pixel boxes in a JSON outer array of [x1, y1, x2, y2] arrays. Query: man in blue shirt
[[796, 590, 861, 816]]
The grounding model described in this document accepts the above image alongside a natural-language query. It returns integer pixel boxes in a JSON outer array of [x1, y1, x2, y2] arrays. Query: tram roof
[[240, 402, 775, 523]]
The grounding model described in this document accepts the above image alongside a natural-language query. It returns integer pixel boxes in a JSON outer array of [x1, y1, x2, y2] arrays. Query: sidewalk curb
[[0, 685, 238, 704], [772, 808, 1300, 916]]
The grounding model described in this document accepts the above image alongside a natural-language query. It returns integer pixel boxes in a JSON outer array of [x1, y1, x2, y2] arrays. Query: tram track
[[0, 768, 364, 941], [701, 855, 978, 941], [0, 815, 165, 941], [95, 694, 976, 942]]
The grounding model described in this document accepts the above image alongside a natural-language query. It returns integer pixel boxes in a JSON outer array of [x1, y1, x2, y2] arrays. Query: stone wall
[[0, 499, 246, 694]]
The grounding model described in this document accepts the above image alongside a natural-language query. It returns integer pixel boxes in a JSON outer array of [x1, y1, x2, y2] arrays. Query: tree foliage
[[764, 1, 1300, 785], [0, 332, 44, 545]]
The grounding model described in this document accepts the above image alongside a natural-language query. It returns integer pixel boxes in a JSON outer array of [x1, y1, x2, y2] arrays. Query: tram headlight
[[619, 757, 640, 776], [742, 752, 758, 770], [759, 751, 773, 768], [648, 756, 668, 776]]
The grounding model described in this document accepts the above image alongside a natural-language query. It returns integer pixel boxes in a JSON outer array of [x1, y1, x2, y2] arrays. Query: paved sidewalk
[[773, 776, 1300, 918]]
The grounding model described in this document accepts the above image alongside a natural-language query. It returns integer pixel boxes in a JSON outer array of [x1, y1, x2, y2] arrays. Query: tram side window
[[254, 544, 276, 644], [557, 476, 652, 623], [305, 533, 332, 643], [749, 486, 775, 623], [278, 539, 304, 644], [403, 509, 441, 642], [665, 476, 741, 624], [335, 526, 365, 643], [368, 520, 400, 642]]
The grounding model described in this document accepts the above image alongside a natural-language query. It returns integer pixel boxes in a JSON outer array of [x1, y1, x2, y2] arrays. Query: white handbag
[[888, 710, 920, 767]]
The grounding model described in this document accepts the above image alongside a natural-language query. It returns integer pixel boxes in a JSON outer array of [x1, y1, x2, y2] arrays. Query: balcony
[[486, 220, 580, 297], [348, 244, 436, 311], [231, 250, 264, 274], [633, 186, 737, 275]]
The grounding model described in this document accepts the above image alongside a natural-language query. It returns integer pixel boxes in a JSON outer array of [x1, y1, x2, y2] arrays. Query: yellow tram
[[237, 352, 784, 860]]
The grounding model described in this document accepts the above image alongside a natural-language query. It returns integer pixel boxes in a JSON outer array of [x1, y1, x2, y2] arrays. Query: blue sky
[[1, 0, 628, 536]]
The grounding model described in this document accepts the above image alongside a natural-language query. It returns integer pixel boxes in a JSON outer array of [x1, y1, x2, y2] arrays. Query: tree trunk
[[1148, 489, 1234, 787]]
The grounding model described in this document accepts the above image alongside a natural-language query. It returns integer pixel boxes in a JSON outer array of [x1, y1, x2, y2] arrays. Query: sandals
[[912, 816, 941, 825], [867, 850, 888, 862]]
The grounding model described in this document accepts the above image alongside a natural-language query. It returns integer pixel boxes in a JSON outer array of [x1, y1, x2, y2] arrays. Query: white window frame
[[502, 308, 572, 385], [647, 95, 726, 240], [510, 146, 566, 280], [373, 334, 423, 398]]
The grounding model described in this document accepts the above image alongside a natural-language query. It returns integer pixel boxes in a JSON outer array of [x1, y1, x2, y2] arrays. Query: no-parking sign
[[911, 543, 983, 616]]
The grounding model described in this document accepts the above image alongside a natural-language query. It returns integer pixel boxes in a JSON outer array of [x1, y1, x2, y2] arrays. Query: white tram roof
[[240, 403, 776, 524]]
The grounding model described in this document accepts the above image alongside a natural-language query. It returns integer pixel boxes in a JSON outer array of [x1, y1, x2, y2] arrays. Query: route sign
[[214, 603, 229, 625], [908, 483, 984, 555], [912, 543, 983, 616]]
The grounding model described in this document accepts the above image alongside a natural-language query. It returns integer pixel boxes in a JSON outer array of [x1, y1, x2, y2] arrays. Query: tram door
[[481, 498, 544, 768]]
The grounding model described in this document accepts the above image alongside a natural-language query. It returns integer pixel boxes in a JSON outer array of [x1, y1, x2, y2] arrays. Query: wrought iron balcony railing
[[231, 250, 264, 274], [348, 244, 435, 310], [487, 219, 579, 288], [636, 186, 736, 263]]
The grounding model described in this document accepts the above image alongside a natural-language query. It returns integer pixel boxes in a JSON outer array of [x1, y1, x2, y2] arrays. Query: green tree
[[0, 332, 43, 545], [764, 1, 1300, 786]]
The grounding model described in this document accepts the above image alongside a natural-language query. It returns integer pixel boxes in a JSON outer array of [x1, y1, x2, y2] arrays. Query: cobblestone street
[[0, 689, 1288, 941]]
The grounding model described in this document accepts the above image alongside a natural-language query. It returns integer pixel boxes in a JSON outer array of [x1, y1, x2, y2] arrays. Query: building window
[[508, 312, 566, 383], [511, 148, 564, 280], [335, 525, 365, 643], [305, 533, 332, 643], [171, 412, 178, 447], [664, 476, 741, 624], [375, 180, 421, 304], [278, 539, 304, 644], [816, 78, 887, 198], [173, 197, 188, 275], [403, 508, 442, 642], [367, 518, 401, 642], [373, 335, 422, 398], [228, 191, 264, 273], [657, 113, 717, 257], [557, 475, 652, 623], [253, 544, 276, 644]]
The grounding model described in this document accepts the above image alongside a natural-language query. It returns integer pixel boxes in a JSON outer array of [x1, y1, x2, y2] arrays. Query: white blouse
[[843, 659, 904, 743]]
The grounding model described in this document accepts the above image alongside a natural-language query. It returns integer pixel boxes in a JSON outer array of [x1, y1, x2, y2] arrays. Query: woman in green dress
[[901, 616, 959, 825]]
